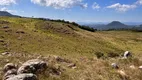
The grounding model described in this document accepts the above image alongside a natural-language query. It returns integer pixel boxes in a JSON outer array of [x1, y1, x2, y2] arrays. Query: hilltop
[[0, 11, 20, 17], [84, 21, 135, 30], [0, 17, 142, 80], [106, 21, 129, 29]]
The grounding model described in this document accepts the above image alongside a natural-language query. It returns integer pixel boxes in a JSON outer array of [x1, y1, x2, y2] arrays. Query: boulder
[[123, 51, 131, 58], [17, 59, 47, 74], [3, 63, 17, 72], [3, 69, 17, 80], [6, 73, 37, 80], [111, 63, 119, 69]]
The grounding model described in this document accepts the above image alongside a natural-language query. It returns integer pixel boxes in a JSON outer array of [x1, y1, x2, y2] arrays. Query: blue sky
[[0, 0, 142, 22]]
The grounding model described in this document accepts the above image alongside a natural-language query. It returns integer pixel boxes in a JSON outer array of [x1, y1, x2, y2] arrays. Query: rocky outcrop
[[6, 74, 37, 80], [3, 59, 47, 80], [17, 59, 47, 74], [3, 63, 17, 72]]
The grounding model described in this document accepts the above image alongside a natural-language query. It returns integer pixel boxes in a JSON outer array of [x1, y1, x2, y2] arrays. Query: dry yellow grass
[[0, 17, 142, 80]]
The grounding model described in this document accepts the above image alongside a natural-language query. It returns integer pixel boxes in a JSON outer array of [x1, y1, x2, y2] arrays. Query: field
[[0, 17, 142, 80]]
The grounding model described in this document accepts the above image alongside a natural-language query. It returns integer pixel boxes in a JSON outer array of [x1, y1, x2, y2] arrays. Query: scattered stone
[[5, 29, 12, 32], [17, 59, 47, 74], [1, 52, 10, 55], [129, 65, 136, 69], [67, 63, 76, 69], [5, 59, 10, 63], [139, 66, 142, 70], [3, 26, 9, 29], [123, 51, 131, 59], [16, 30, 25, 34], [3, 63, 17, 72], [6, 73, 37, 80], [0, 39, 4, 42], [54, 56, 71, 63], [111, 63, 119, 69]]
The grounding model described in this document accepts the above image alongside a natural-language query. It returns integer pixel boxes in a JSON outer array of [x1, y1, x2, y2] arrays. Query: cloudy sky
[[0, 0, 142, 22]]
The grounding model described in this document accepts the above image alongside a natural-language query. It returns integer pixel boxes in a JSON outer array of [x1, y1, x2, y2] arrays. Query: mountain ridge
[[0, 11, 20, 17]]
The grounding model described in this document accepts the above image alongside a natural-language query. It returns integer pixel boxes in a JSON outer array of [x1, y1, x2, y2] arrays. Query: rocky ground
[[0, 51, 142, 80]]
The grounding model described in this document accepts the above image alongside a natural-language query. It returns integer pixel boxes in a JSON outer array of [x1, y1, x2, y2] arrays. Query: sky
[[0, 0, 142, 22]]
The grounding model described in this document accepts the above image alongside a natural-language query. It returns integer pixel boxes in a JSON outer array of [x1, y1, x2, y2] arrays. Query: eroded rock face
[[17, 59, 47, 74], [6, 73, 37, 80], [3, 59, 47, 80]]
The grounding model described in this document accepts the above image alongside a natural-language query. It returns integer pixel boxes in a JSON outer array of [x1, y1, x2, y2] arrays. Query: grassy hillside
[[0, 17, 142, 80]]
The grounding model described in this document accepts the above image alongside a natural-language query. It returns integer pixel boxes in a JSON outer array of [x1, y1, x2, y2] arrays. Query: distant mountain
[[0, 11, 20, 17], [84, 21, 135, 30], [107, 21, 126, 27], [105, 21, 131, 30], [133, 24, 142, 31]]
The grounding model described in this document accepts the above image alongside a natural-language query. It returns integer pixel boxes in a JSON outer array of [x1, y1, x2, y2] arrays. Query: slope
[[0, 17, 142, 80]]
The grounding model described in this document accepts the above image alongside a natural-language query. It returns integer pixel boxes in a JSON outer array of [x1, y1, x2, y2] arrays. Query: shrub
[[94, 52, 104, 58], [106, 52, 119, 58], [78, 25, 97, 32]]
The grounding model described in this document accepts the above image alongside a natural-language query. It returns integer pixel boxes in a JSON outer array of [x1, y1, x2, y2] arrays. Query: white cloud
[[107, 3, 137, 12], [92, 2, 100, 9], [136, 0, 142, 5], [80, 3, 87, 9], [31, 0, 87, 9], [106, 0, 142, 12], [0, 0, 17, 6], [0, 7, 17, 13]]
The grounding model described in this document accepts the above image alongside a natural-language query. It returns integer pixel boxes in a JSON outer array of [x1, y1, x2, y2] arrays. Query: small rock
[[5, 59, 10, 63], [6, 73, 37, 80], [123, 51, 131, 59], [3, 63, 17, 72], [17, 59, 47, 74], [111, 63, 119, 69], [0, 39, 4, 42], [67, 63, 76, 69], [3, 26, 9, 29], [1, 52, 10, 55], [16, 30, 25, 34], [54, 56, 70, 63], [139, 66, 142, 69], [129, 65, 136, 69]]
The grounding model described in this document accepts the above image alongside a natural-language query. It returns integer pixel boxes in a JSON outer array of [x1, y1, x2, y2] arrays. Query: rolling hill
[[0, 11, 20, 17], [85, 21, 135, 30], [0, 17, 142, 80], [106, 21, 129, 29]]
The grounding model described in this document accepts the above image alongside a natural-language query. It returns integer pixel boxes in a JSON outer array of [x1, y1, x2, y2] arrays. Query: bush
[[94, 52, 104, 58], [106, 52, 119, 58], [78, 25, 97, 32]]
